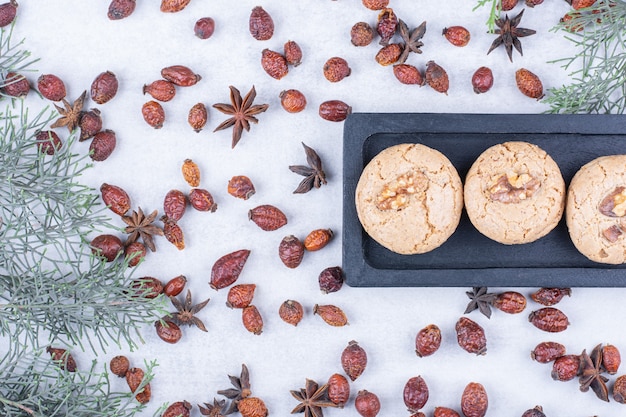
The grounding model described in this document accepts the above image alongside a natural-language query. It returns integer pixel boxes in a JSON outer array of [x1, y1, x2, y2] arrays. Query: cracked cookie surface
[[464, 141, 565, 245], [567, 155, 626, 264], [355, 143, 463, 255]]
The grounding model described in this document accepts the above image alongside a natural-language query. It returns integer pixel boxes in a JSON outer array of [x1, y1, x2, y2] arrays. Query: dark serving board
[[342, 113, 626, 287]]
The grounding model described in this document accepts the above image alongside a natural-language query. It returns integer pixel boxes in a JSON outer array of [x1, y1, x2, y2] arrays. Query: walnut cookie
[[567, 155, 626, 264], [355, 143, 464, 255], [464, 141, 565, 245]]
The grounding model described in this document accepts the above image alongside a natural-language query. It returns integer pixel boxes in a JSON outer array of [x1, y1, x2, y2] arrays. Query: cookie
[[567, 155, 626, 264], [355, 143, 463, 255], [464, 141, 565, 245]]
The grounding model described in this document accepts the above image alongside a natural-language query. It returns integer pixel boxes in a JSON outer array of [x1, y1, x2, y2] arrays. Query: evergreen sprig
[[544, 0, 626, 114], [473, 0, 501, 33], [0, 346, 159, 417]]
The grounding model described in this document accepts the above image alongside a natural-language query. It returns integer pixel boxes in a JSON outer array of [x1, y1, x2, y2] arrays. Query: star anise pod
[[464, 287, 497, 318], [51, 90, 87, 132], [487, 10, 536, 62], [289, 142, 327, 194], [212, 85, 269, 149], [169, 289, 210, 332], [121, 207, 163, 252], [579, 344, 610, 402], [199, 398, 232, 417], [291, 379, 337, 417], [397, 19, 426, 64], [217, 364, 252, 414]]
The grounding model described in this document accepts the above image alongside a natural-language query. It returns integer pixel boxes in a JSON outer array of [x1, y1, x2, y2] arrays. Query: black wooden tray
[[342, 113, 626, 287]]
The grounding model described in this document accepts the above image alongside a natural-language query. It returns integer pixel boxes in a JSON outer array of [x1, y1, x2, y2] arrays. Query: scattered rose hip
[[425, 61, 449, 94], [0, 0, 18, 27], [125, 241, 146, 267], [226, 283, 256, 309], [100, 183, 131, 216], [90, 234, 123, 262], [143, 79, 176, 102], [375, 43, 402, 66], [323, 57, 351, 82], [341, 340, 367, 381], [393, 64, 424, 85], [2, 72, 29, 97], [160, 0, 191, 13], [304, 228, 333, 251], [228, 175, 256, 199], [189, 188, 217, 212], [36, 130, 63, 155], [415, 323, 442, 357], [315, 304, 348, 326], [493, 291, 527, 314], [89, 129, 117, 161], [90, 70, 118, 104], [142, 100, 165, 128], [79, 108, 102, 141], [242, 305, 264, 335], [109, 355, 130, 377], [530, 287, 571, 306], [355, 390, 380, 417], [528, 307, 569, 332], [37, 73, 66, 101], [284, 40, 303, 66], [163, 189, 187, 221], [47, 346, 77, 372], [404, 376, 429, 413], [455, 317, 487, 355], [188, 102, 208, 132], [279, 299, 304, 326], [471, 67, 493, 94], [376, 8, 397, 46], [521, 406, 547, 417], [319, 100, 351, 122], [531, 341, 566, 363], [279, 89, 307, 113], [180, 158, 201, 187], [249, 6, 274, 41], [194, 17, 215, 39], [551, 354, 580, 381], [210, 249, 251, 290], [278, 235, 305, 268], [161, 65, 201, 87], [318, 266, 344, 293], [130, 276, 163, 299], [249, 204, 287, 231], [161, 215, 185, 250], [614, 375, 626, 403], [155, 319, 182, 344], [442, 26, 470, 47], [351, 22, 375, 46], [239, 397, 268, 417], [434, 407, 460, 417], [460, 382, 488, 417], [327, 373, 350, 407], [261, 49, 289, 80], [516, 68, 544, 99], [108, 0, 136, 20], [126, 367, 151, 404], [362, 0, 389, 10], [162, 401, 192, 417], [163, 274, 187, 297]]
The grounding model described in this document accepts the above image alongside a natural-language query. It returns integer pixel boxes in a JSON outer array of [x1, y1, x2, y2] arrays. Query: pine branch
[[544, 0, 626, 114], [473, 0, 500, 33]]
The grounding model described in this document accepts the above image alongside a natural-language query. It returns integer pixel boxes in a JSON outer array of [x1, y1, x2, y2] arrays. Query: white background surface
[[7, 1, 626, 416]]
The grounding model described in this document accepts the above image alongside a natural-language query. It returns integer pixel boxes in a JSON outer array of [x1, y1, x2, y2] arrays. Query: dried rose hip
[[278, 235, 305, 268], [160, 0, 191, 13], [327, 373, 350, 407], [521, 406, 546, 417], [284, 40, 303, 66], [37, 74, 66, 101], [304, 228, 333, 251], [404, 376, 429, 413], [143, 79, 176, 102], [279, 299, 304, 326], [108, 0, 136, 20], [375, 43, 402, 66], [242, 305, 264, 335], [572, 0, 596, 9], [163, 189, 187, 221], [91, 234, 123, 262], [530, 287, 571, 306], [194, 17, 215, 39], [249, 204, 287, 231], [130, 277, 163, 298], [460, 382, 488, 417], [323, 57, 351, 82], [315, 304, 348, 326], [602, 344, 621, 374], [341, 340, 367, 381], [210, 249, 251, 290], [126, 367, 151, 403], [161, 216, 185, 250], [415, 324, 442, 357], [425, 61, 449, 94], [36, 130, 62, 155], [362, 0, 388, 10], [318, 266, 344, 293], [2, 72, 29, 97], [89, 129, 116, 161], [125, 241, 146, 267], [161, 65, 201, 87], [456, 317, 487, 355], [226, 283, 256, 309], [47, 346, 77, 372], [261, 49, 289, 80], [162, 401, 192, 417], [249, 6, 274, 40], [434, 407, 461, 417], [79, 108, 102, 141], [279, 89, 307, 113], [100, 183, 130, 216], [142, 100, 165, 128], [351, 22, 375, 46], [238, 397, 268, 417], [528, 307, 569, 332], [493, 291, 527, 314], [376, 8, 397, 46], [531, 341, 566, 363], [181, 159, 201, 187], [501, 0, 518, 10], [319, 100, 352, 122], [355, 390, 380, 417], [442, 26, 471, 47], [189, 188, 217, 212], [109, 355, 130, 377], [91, 71, 118, 104], [515, 68, 544, 99], [155, 319, 182, 343], [163, 274, 187, 297], [393, 64, 424, 85], [188, 102, 208, 132], [228, 175, 255, 199], [0, 0, 18, 27], [614, 375, 626, 403], [472, 67, 493, 94], [551, 354, 580, 381]]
